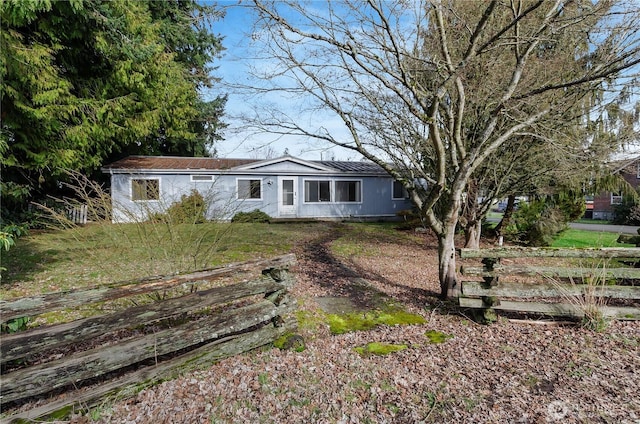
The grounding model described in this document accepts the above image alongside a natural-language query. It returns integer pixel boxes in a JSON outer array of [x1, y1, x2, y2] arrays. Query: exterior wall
[[108, 171, 413, 223], [109, 173, 221, 223], [592, 192, 614, 220], [592, 167, 640, 220], [213, 173, 280, 218]]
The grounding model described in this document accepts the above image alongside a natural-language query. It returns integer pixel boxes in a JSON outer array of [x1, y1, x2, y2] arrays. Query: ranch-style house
[[102, 155, 414, 223]]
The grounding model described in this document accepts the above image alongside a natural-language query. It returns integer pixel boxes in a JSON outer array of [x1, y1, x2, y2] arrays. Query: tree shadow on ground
[[294, 223, 445, 314], [0, 236, 61, 288]]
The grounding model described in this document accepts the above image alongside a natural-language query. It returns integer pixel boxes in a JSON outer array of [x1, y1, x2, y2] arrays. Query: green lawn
[[552, 228, 634, 248], [0, 222, 321, 298], [572, 219, 613, 225]]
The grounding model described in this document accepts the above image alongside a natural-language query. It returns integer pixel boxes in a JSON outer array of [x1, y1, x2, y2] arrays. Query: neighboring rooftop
[[611, 155, 640, 174]]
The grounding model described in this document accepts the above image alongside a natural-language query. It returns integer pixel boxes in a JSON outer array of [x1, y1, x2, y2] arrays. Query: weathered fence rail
[[459, 247, 640, 322], [0, 254, 297, 423]]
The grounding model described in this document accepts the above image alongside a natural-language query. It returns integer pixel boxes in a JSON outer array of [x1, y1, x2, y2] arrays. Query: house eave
[[610, 156, 640, 174], [101, 168, 389, 178], [100, 155, 391, 177]]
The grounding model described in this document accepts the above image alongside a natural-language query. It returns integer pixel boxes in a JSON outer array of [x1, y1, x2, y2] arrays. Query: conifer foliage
[[0, 0, 226, 219]]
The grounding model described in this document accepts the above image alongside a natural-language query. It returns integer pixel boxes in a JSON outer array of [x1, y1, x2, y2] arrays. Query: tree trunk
[[494, 194, 517, 236], [438, 223, 460, 299], [464, 219, 482, 249], [461, 178, 481, 248]]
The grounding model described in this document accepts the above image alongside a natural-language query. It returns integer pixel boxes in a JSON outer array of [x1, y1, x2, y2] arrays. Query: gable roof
[[234, 156, 336, 172], [102, 155, 389, 176], [611, 155, 640, 174]]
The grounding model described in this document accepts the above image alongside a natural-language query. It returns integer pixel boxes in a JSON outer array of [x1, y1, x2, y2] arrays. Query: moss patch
[[327, 308, 425, 335], [425, 329, 454, 344], [273, 333, 306, 352], [295, 309, 326, 332], [354, 342, 408, 356]]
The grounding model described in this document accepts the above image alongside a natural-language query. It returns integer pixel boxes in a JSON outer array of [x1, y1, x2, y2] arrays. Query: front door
[[278, 177, 297, 216]]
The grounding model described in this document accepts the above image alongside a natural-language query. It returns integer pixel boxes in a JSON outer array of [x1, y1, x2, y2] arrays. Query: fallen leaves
[[76, 230, 640, 422]]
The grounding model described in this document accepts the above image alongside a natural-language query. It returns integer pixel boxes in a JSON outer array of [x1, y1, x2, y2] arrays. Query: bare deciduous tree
[[248, 0, 640, 298]]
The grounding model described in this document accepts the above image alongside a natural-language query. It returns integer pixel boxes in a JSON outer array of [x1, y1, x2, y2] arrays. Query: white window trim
[[190, 175, 214, 182], [302, 178, 332, 204], [611, 193, 623, 205], [130, 177, 160, 202], [391, 180, 410, 200], [236, 178, 263, 201], [334, 179, 363, 204]]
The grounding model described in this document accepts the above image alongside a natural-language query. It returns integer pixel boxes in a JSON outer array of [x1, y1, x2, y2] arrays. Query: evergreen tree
[[1, 0, 226, 221]]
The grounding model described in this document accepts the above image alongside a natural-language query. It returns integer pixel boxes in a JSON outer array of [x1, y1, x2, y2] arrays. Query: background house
[[102, 155, 414, 223], [592, 156, 640, 220]]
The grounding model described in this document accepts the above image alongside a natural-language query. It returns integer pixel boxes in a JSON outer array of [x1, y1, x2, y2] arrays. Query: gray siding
[[109, 172, 413, 223], [106, 155, 415, 223]]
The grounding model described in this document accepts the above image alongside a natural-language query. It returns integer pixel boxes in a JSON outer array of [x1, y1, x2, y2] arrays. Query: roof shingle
[[102, 155, 388, 175], [103, 156, 259, 171], [317, 160, 386, 174]]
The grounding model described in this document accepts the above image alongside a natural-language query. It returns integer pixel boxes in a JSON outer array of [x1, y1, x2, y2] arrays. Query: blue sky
[[205, 2, 358, 161]]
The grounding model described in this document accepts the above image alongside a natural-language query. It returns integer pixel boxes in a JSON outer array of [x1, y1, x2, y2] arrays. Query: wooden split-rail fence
[[0, 254, 297, 423], [459, 247, 640, 322]]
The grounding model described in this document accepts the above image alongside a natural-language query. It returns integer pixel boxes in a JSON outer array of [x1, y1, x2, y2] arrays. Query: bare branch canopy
[[248, 0, 640, 297]]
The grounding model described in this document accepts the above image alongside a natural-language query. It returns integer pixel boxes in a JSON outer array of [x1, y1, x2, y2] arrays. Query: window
[[304, 180, 331, 202], [191, 175, 214, 182], [335, 180, 361, 202], [611, 192, 623, 205], [392, 180, 409, 199], [237, 179, 261, 200], [131, 179, 159, 201]]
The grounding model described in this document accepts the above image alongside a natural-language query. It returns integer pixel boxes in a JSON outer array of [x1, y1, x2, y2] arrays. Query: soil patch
[[314, 296, 362, 314]]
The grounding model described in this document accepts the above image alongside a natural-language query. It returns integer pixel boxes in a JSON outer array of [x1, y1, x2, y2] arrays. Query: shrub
[[627, 205, 640, 225], [231, 209, 271, 223], [502, 191, 585, 246], [528, 206, 568, 247], [0, 224, 28, 250], [1, 316, 30, 334], [554, 191, 586, 222], [503, 200, 566, 246], [503, 199, 542, 244], [0, 223, 29, 281], [151, 190, 207, 224], [395, 208, 423, 230], [613, 196, 640, 225]]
